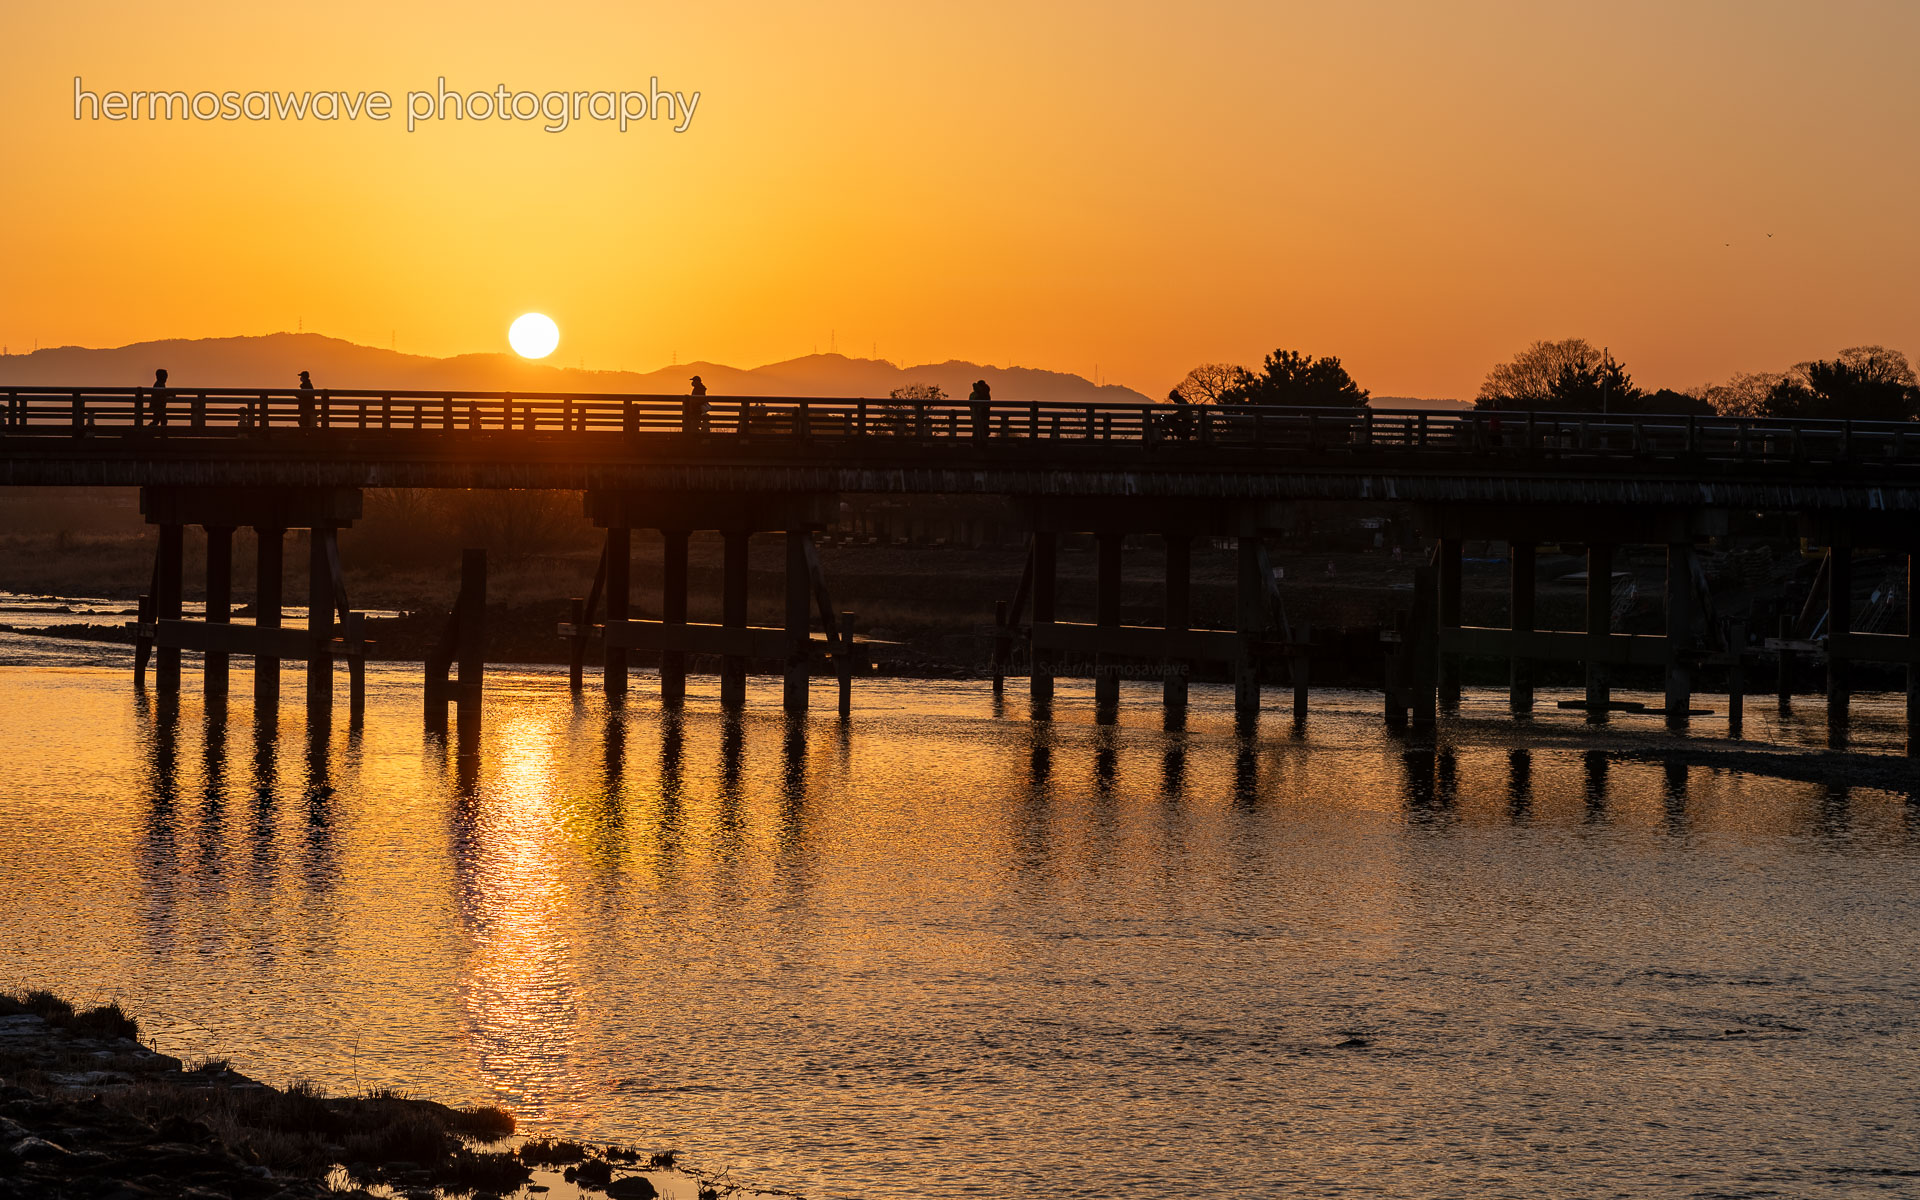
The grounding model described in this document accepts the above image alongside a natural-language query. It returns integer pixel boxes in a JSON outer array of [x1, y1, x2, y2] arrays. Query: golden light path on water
[[1, 642, 1918, 1198]]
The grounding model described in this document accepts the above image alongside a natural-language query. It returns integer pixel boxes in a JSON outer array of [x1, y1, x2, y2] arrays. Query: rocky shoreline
[[0, 992, 740, 1200]]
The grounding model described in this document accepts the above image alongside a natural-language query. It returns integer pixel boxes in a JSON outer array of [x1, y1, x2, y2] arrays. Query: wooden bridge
[[4, 385, 1919, 750]]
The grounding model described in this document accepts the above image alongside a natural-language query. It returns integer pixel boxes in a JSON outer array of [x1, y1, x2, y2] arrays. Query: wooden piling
[[1664, 542, 1694, 728], [1163, 534, 1190, 711], [155, 524, 184, 695], [1094, 532, 1122, 714], [1291, 622, 1311, 725], [254, 527, 283, 707], [457, 548, 486, 719], [204, 526, 233, 700], [721, 530, 749, 706], [1436, 536, 1462, 711], [784, 530, 811, 712], [1908, 554, 1919, 757], [1776, 613, 1794, 712], [1030, 533, 1056, 704], [1827, 545, 1850, 746], [307, 528, 333, 720], [1509, 541, 1535, 714], [1410, 564, 1438, 728], [603, 526, 630, 699], [661, 530, 689, 704], [1233, 535, 1262, 714], [1584, 543, 1613, 723]]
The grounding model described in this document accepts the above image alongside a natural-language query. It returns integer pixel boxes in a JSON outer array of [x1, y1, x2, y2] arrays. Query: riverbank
[[0, 992, 734, 1200]]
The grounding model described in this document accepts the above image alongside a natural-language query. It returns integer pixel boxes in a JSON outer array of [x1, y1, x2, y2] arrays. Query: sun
[[508, 313, 560, 359]]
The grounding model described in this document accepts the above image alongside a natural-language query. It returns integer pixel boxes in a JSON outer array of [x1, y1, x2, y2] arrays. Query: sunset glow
[[508, 312, 560, 360], [9, 4, 1920, 398]]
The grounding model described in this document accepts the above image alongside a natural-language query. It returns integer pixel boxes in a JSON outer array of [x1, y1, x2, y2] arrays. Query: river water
[[2, 630, 1918, 1198]]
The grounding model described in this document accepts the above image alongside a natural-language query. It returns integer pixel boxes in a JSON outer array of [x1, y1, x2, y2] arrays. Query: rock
[[10, 1135, 69, 1160], [575, 1158, 613, 1186], [155, 1115, 217, 1143], [606, 1177, 659, 1200]]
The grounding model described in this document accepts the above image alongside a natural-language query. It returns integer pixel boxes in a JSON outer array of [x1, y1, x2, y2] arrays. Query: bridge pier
[[154, 523, 184, 696], [1827, 543, 1851, 746], [203, 526, 233, 702], [603, 525, 631, 700], [785, 530, 811, 711], [1584, 542, 1614, 723], [254, 527, 283, 708], [1233, 534, 1263, 714], [1909, 553, 1920, 757], [1509, 541, 1535, 714], [1436, 536, 1462, 712], [1162, 534, 1190, 712], [1029, 533, 1056, 706], [1663, 542, 1697, 727], [721, 529, 749, 706], [1094, 532, 1122, 718], [661, 530, 689, 705], [134, 488, 365, 718], [307, 528, 333, 721], [579, 490, 855, 711]]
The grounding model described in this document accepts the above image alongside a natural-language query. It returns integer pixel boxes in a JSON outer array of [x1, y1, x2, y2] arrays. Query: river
[[1, 629, 1917, 1198]]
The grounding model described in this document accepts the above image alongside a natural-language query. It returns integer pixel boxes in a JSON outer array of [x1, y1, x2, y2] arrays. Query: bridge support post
[[1665, 542, 1695, 728], [1827, 544, 1851, 747], [203, 526, 233, 702], [1777, 614, 1795, 712], [154, 524, 184, 696], [1437, 536, 1462, 711], [721, 530, 750, 706], [457, 548, 486, 721], [1163, 534, 1190, 712], [784, 531, 811, 712], [1509, 542, 1535, 714], [254, 528, 283, 708], [1291, 623, 1311, 725], [1410, 563, 1438, 728], [307, 528, 334, 721], [1233, 535, 1262, 714], [1030, 533, 1056, 705], [1584, 542, 1613, 723], [1094, 532, 1122, 717], [1727, 621, 1747, 738], [603, 526, 630, 699], [661, 530, 689, 705], [1908, 553, 1919, 757]]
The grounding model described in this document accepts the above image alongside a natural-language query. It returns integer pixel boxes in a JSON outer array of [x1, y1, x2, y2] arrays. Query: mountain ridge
[[0, 333, 1156, 404]]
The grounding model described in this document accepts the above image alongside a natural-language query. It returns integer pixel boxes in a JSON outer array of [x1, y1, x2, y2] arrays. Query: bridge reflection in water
[[2, 658, 1916, 1195]]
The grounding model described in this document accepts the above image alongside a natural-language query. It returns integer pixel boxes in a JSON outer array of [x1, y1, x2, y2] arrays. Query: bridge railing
[[1, 387, 1915, 466]]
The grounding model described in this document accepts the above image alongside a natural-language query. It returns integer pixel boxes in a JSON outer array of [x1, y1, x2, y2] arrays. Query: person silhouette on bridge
[[147, 369, 169, 430], [684, 375, 708, 434], [297, 371, 317, 429], [969, 379, 991, 442]]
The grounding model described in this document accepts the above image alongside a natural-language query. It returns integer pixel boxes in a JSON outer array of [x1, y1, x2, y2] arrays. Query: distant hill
[[1371, 395, 1470, 412], [0, 333, 1154, 405]]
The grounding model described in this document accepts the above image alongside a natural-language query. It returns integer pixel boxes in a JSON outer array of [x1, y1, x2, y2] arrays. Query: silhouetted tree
[[1218, 349, 1369, 408], [1639, 387, 1715, 416], [882, 382, 945, 435], [1477, 338, 1640, 411], [1167, 363, 1255, 406], [1706, 347, 1918, 421]]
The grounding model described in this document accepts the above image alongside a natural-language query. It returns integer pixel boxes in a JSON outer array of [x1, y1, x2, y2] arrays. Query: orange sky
[[5, 1, 1920, 399]]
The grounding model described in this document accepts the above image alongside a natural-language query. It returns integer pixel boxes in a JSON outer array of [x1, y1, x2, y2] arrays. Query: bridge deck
[[3, 387, 1918, 505]]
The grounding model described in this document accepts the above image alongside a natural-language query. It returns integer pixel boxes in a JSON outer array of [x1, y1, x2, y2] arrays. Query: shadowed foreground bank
[[0, 993, 712, 1200]]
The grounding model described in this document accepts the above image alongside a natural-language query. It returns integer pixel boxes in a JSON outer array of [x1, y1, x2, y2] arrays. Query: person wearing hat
[[147, 368, 170, 430], [297, 370, 317, 429], [683, 374, 708, 434]]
